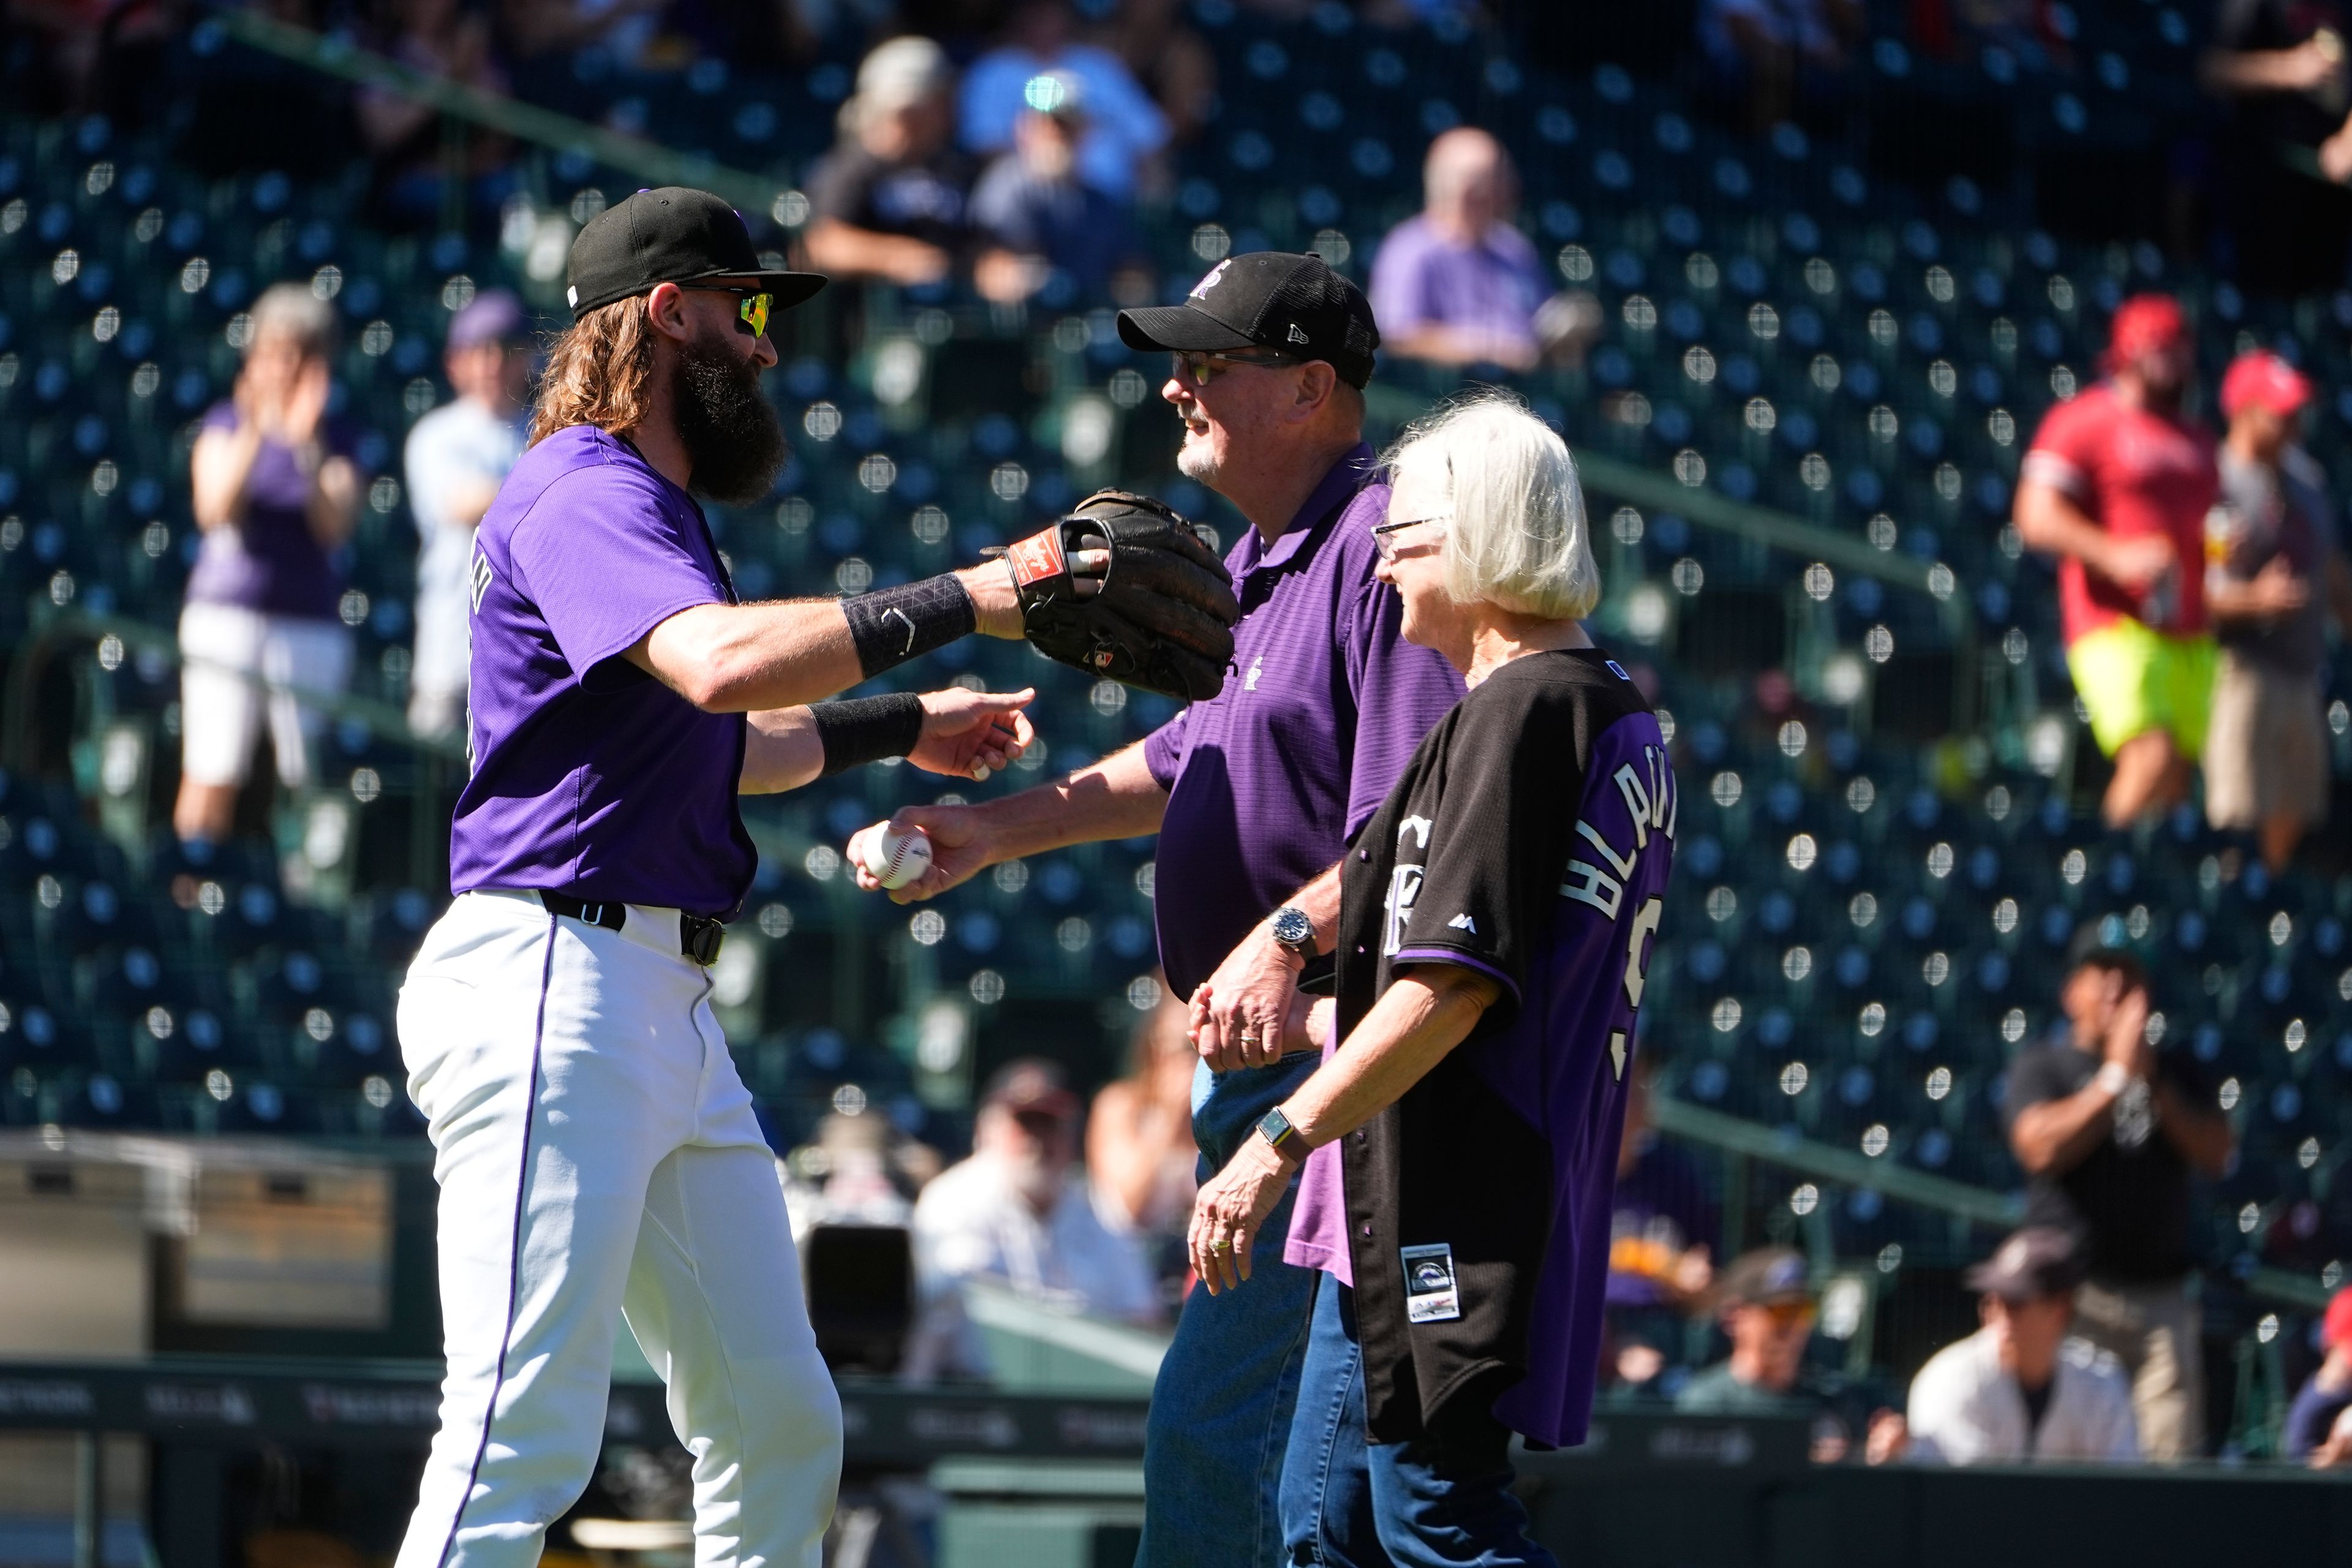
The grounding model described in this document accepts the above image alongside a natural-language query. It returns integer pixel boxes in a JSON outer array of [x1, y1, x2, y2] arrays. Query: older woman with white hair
[[1186, 393, 1679, 1566], [178, 281, 361, 845]]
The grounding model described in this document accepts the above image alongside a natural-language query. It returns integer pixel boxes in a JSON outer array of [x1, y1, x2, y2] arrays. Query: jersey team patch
[[1003, 528, 1066, 588], [1401, 1243, 1462, 1323]]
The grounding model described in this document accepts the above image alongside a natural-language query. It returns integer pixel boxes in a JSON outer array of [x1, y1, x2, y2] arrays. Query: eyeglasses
[[683, 284, 774, 339], [1171, 348, 1302, 385], [1371, 514, 1450, 562], [1756, 1300, 1817, 1330]]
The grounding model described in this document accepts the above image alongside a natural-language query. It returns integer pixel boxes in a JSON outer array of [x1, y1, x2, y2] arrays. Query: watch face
[[1273, 907, 1314, 948]]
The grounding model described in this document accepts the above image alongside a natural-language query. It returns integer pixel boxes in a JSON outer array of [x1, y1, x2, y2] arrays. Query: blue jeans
[[1135, 1054, 1321, 1568], [1280, 1279, 1556, 1568]]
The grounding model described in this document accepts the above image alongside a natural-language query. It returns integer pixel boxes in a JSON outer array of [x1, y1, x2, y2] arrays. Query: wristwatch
[[2094, 1061, 2132, 1097], [1270, 905, 1317, 961], [1257, 1106, 1307, 1163]]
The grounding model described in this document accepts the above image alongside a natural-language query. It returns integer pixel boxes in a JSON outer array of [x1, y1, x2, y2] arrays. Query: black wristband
[[810, 693, 925, 777], [842, 573, 978, 679]]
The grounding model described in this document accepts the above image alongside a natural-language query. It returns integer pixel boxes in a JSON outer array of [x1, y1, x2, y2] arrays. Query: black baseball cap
[[2064, 919, 2146, 986], [1716, 1247, 1812, 1309], [565, 186, 826, 321], [1964, 1227, 2085, 1302], [1118, 252, 1380, 389]]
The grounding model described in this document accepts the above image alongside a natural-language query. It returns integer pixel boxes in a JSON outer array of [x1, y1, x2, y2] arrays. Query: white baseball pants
[[394, 890, 842, 1567]]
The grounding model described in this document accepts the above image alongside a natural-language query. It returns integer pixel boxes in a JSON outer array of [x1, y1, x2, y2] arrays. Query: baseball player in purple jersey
[[1188, 396, 1676, 1566], [394, 187, 1044, 1567]]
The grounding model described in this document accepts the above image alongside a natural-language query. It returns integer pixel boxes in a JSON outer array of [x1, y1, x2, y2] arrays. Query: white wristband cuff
[[2095, 1061, 2131, 1097]]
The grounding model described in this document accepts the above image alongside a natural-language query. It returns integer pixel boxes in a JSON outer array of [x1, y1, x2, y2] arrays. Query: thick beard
[[673, 333, 786, 505]]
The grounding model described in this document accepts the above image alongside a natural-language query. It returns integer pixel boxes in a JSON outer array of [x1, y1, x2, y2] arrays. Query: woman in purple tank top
[[176, 282, 361, 845]]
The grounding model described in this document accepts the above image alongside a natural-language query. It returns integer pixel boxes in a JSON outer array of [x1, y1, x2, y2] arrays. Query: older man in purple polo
[[846, 251, 1464, 1566]]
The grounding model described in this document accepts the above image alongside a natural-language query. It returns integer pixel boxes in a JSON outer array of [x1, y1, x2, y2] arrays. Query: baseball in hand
[[859, 823, 933, 891]]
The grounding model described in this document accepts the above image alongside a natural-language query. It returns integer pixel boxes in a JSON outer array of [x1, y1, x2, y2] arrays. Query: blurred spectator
[[1696, 0, 1863, 133], [2005, 929, 2233, 1460], [2204, 350, 2350, 871], [804, 36, 973, 288], [1904, 1228, 2139, 1464], [1085, 990, 1198, 1256], [404, 288, 530, 741], [2313, 1402, 2352, 1466], [959, 0, 1170, 200], [2200, 0, 2352, 297], [176, 283, 361, 846], [911, 1059, 1160, 1325], [357, 0, 516, 228], [1675, 1248, 1889, 1462], [780, 1110, 942, 1238], [8, 0, 176, 124], [1606, 1057, 1716, 1389], [499, 0, 666, 64], [2016, 295, 2220, 828], [970, 72, 1151, 306], [2285, 1288, 2352, 1460], [1090, 0, 1217, 146], [1367, 129, 1599, 373]]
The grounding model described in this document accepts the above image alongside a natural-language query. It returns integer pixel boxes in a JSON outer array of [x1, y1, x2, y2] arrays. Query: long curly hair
[[527, 295, 657, 447]]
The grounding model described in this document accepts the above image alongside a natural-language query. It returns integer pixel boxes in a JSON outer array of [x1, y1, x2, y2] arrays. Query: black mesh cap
[[1118, 252, 1379, 388], [565, 186, 826, 320]]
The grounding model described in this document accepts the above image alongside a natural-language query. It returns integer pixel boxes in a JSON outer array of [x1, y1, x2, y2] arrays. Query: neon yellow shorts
[[2065, 620, 2218, 761]]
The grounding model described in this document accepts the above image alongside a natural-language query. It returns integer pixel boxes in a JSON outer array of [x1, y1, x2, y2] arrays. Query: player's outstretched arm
[[844, 739, 1169, 903], [627, 559, 1027, 713], [740, 688, 1036, 795]]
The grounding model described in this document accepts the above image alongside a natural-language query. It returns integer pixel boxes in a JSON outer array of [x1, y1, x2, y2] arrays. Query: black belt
[[538, 891, 726, 967]]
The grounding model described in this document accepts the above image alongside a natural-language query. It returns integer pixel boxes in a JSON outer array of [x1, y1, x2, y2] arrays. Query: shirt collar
[[1235, 442, 1378, 577]]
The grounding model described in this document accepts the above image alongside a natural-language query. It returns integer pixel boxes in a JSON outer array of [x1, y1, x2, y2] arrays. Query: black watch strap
[[1271, 905, 1316, 958]]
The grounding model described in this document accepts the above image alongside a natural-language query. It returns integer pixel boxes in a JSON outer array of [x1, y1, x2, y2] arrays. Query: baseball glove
[[1002, 489, 1239, 702]]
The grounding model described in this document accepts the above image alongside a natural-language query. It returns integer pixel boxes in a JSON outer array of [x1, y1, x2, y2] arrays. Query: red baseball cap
[[2220, 350, 2313, 421], [2101, 293, 2190, 372], [2325, 1286, 2352, 1350]]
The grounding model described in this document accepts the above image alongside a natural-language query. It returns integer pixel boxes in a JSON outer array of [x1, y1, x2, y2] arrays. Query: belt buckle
[[684, 917, 724, 967]]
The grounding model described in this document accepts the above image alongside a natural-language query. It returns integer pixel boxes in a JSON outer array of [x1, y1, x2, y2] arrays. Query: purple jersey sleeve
[[1338, 540, 1466, 840], [1142, 707, 1189, 792], [507, 466, 729, 692]]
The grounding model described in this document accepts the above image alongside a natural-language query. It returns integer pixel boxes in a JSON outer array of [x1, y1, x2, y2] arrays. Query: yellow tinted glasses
[[686, 284, 774, 339]]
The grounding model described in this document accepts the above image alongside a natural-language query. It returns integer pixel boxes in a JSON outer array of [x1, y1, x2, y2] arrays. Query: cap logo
[[1191, 259, 1232, 300], [567, 285, 579, 307], [1287, 322, 1310, 345], [1997, 1237, 2030, 1272]]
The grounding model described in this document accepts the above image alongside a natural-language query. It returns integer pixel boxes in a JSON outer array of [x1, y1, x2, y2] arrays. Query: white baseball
[[860, 823, 933, 891]]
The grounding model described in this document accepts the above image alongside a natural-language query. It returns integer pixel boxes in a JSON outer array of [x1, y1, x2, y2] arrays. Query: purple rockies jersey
[[1142, 444, 1466, 998], [448, 424, 756, 918], [1319, 648, 1676, 1448]]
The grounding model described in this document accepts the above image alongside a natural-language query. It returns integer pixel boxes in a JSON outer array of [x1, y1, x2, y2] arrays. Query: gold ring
[[1210, 1238, 1231, 1253]]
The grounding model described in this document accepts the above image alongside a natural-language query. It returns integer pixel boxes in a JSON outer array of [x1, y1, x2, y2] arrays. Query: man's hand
[[2280, 37, 2343, 92], [907, 687, 1035, 781], [1864, 1409, 1909, 1466], [846, 803, 1000, 903], [2326, 113, 2352, 183], [2100, 533, 2177, 597], [1188, 922, 1306, 1072], [2247, 556, 2312, 616], [2103, 984, 2154, 1080]]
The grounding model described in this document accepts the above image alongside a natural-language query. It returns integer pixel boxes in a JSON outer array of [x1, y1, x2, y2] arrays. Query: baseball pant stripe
[[395, 891, 842, 1567], [431, 913, 557, 1568]]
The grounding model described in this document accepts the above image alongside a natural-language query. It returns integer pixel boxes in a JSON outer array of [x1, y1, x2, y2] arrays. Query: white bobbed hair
[[1381, 391, 1598, 622]]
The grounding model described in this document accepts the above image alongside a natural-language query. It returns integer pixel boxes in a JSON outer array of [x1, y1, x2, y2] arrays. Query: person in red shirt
[[2016, 295, 2221, 827]]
